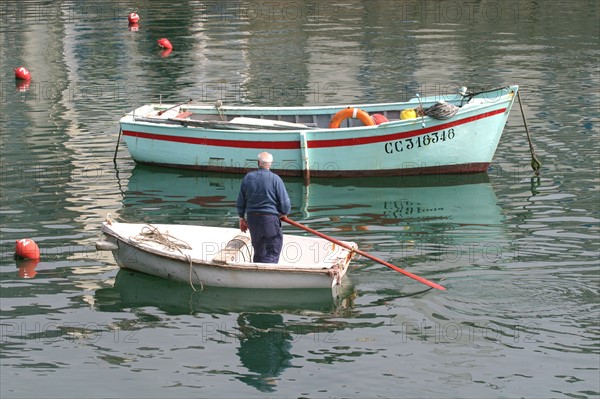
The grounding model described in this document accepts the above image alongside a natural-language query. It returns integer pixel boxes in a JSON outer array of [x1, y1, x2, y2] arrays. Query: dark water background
[[1, 1, 598, 398]]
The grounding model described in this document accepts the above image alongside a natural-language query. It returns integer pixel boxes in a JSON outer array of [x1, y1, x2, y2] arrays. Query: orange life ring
[[329, 108, 375, 129]]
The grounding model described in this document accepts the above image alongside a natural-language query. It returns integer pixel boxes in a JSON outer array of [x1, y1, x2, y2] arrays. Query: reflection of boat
[[94, 269, 353, 315], [121, 165, 503, 236], [96, 220, 356, 289], [119, 86, 518, 177]]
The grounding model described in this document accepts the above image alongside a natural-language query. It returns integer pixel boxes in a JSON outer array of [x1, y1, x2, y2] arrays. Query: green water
[[1, 1, 598, 398]]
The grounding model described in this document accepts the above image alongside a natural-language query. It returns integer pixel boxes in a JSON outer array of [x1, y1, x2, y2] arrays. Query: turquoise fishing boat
[[118, 85, 518, 177]]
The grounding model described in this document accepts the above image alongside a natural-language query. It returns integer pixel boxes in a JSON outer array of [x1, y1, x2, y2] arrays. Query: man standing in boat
[[237, 152, 291, 263]]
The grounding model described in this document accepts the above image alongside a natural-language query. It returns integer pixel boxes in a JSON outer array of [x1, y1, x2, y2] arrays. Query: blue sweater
[[237, 169, 291, 217]]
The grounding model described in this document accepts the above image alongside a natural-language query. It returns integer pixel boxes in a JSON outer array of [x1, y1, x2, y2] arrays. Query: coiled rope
[[417, 102, 460, 120], [133, 225, 203, 291]]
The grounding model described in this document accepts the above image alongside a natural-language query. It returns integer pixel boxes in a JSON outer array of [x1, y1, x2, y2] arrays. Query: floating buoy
[[15, 238, 40, 260], [16, 258, 38, 279], [128, 12, 139, 23], [160, 48, 172, 58], [14, 66, 31, 81], [157, 38, 173, 50], [400, 108, 417, 120], [371, 113, 389, 125]]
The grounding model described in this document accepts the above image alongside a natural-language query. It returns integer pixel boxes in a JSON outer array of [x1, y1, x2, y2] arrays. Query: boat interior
[[102, 222, 354, 270], [127, 86, 514, 130], [133, 98, 475, 130]]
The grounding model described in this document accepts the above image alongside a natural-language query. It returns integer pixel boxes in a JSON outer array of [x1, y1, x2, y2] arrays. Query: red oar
[[281, 216, 446, 291]]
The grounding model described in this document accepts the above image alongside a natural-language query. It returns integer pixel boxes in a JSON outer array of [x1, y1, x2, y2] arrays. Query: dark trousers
[[247, 213, 283, 263]]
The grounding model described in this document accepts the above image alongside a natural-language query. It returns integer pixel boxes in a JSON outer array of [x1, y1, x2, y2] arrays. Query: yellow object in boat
[[400, 109, 417, 120]]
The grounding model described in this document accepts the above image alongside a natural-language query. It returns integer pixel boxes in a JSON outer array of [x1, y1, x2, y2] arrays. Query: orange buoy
[[371, 113, 389, 125], [15, 238, 40, 260], [329, 108, 375, 129], [157, 38, 173, 50], [14, 67, 31, 81], [128, 12, 139, 23]]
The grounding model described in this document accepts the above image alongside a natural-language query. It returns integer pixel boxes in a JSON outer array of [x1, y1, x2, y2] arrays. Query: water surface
[[1, 1, 598, 398]]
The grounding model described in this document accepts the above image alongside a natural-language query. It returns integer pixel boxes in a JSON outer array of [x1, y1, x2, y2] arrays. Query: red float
[[371, 113, 389, 125], [157, 38, 173, 50], [14, 67, 31, 81], [128, 12, 139, 23], [15, 238, 40, 260]]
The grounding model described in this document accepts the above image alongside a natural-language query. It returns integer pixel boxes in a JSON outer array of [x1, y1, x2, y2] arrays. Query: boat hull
[[98, 221, 355, 289], [119, 86, 518, 177]]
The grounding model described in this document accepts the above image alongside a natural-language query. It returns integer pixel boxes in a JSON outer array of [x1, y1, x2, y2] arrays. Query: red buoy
[[371, 113, 389, 125], [15, 238, 40, 260], [157, 38, 173, 50], [14, 67, 31, 81], [128, 12, 139, 23]]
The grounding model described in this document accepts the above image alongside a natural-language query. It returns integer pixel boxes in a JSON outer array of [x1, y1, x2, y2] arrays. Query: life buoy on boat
[[329, 108, 375, 129]]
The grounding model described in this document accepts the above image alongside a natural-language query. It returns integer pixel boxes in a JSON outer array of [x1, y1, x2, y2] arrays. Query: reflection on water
[[95, 269, 355, 315], [1, 0, 598, 397], [119, 165, 504, 242], [94, 269, 357, 393], [235, 313, 292, 393]]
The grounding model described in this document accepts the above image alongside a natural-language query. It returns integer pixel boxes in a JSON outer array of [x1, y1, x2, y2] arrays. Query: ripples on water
[[1, 1, 598, 398]]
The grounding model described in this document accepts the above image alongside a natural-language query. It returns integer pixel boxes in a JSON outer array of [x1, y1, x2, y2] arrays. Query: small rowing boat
[[118, 85, 518, 178], [96, 218, 357, 289]]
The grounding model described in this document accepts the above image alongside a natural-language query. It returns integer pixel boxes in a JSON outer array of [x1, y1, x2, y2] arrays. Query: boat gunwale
[[127, 85, 516, 116]]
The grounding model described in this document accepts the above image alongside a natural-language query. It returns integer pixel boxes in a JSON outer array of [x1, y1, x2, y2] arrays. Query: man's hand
[[239, 218, 248, 233]]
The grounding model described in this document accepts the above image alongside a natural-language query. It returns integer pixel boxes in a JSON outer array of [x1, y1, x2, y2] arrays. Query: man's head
[[257, 152, 273, 169]]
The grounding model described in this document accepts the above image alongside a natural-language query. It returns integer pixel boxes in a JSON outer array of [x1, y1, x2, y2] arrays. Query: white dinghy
[[96, 218, 357, 290]]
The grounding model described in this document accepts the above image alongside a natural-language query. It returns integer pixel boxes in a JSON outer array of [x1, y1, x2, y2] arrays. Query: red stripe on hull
[[122, 131, 300, 149]]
